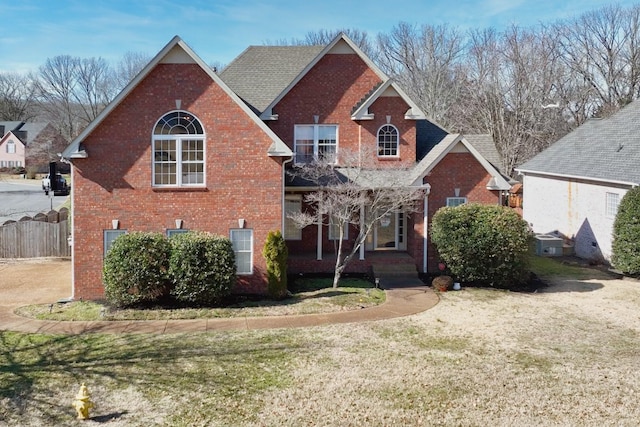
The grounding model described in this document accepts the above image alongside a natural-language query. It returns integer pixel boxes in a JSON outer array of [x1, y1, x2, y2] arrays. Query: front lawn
[[2, 261, 639, 426], [16, 277, 385, 321]]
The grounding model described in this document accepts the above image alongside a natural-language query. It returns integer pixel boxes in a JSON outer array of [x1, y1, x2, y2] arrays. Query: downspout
[[317, 192, 323, 260], [422, 184, 431, 273], [359, 202, 365, 260], [281, 156, 293, 232]]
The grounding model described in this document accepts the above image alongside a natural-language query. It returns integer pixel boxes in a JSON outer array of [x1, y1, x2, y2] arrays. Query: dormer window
[[377, 125, 398, 157], [152, 111, 205, 187], [294, 124, 338, 164]]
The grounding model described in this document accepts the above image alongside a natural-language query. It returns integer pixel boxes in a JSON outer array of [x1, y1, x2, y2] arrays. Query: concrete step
[[371, 263, 419, 279]]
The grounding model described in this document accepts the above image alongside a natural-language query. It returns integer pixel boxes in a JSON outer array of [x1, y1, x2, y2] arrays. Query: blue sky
[[1, 0, 636, 73]]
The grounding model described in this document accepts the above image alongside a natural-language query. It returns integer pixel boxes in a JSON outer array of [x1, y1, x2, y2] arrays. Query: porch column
[[317, 194, 323, 260], [359, 202, 365, 260], [423, 189, 429, 274]]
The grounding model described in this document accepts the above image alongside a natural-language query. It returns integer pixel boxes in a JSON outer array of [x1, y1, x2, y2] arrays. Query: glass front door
[[374, 212, 405, 250]]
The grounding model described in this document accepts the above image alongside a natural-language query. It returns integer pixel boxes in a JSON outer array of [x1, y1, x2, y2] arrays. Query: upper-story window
[[152, 111, 205, 187], [377, 125, 398, 157], [6, 140, 16, 154], [294, 125, 337, 164]]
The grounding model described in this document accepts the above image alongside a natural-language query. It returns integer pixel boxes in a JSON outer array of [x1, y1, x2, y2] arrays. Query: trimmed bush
[[612, 187, 640, 274], [263, 230, 288, 299], [431, 204, 532, 288], [103, 232, 172, 307], [169, 231, 236, 305]]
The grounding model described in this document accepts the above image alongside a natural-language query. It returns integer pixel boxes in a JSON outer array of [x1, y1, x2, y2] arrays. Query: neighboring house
[[62, 34, 510, 300], [516, 100, 640, 263], [0, 121, 68, 171]]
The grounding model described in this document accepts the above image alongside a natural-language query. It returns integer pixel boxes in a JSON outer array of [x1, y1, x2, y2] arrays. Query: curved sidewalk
[[0, 285, 440, 335]]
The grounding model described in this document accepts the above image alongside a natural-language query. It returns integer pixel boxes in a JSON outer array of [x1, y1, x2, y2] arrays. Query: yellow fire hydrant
[[72, 383, 94, 420]]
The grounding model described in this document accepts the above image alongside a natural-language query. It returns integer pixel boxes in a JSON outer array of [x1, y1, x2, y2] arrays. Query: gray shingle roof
[[219, 45, 325, 114], [464, 134, 503, 173], [18, 122, 48, 144], [0, 121, 24, 135], [517, 100, 640, 185]]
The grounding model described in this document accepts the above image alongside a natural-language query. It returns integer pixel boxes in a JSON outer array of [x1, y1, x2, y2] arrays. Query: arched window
[[377, 125, 398, 157], [152, 111, 205, 186], [6, 140, 16, 154]]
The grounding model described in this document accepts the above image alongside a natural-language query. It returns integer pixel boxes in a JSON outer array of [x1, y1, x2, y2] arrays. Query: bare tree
[[288, 149, 426, 288], [377, 22, 465, 128], [0, 72, 37, 121], [114, 51, 151, 91], [267, 28, 376, 58], [554, 4, 640, 117], [452, 26, 572, 175], [34, 55, 115, 140]]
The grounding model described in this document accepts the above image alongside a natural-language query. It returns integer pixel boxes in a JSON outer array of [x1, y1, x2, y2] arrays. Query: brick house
[[62, 34, 510, 300]]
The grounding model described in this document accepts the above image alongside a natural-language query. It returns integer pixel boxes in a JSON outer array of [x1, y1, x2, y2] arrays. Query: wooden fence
[[0, 208, 71, 258]]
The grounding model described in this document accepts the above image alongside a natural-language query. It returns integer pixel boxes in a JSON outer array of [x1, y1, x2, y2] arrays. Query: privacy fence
[[0, 208, 70, 258]]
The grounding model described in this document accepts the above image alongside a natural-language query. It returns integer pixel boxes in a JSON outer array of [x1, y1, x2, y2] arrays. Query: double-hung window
[[605, 192, 620, 218], [6, 140, 16, 154], [294, 125, 337, 164], [230, 229, 253, 274], [152, 111, 205, 187], [284, 195, 302, 240], [104, 230, 127, 255]]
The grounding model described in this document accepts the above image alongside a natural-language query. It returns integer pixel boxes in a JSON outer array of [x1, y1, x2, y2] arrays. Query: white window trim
[[6, 140, 16, 154], [446, 197, 467, 207], [152, 110, 206, 188], [284, 195, 302, 240], [605, 192, 620, 219], [104, 229, 127, 255], [294, 124, 338, 164], [377, 124, 399, 158], [230, 229, 253, 275]]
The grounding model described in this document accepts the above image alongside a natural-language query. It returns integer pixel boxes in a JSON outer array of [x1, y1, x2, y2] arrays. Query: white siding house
[[516, 101, 640, 263]]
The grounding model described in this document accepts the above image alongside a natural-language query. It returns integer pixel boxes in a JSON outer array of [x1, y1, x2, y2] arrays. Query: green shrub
[[263, 230, 288, 299], [612, 187, 640, 274], [431, 204, 532, 288], [103, 232, 172, 307], [169, 231, 236, 305]]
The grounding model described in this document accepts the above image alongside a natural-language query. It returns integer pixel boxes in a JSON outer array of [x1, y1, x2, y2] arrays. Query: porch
[[287, 251, 421, 285]]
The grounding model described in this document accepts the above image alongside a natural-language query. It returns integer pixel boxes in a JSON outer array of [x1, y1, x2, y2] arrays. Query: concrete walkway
[[0, 260, 439, 334]]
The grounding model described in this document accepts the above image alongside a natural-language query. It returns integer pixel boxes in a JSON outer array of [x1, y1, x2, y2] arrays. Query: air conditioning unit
[[535, 234, 563, 257]]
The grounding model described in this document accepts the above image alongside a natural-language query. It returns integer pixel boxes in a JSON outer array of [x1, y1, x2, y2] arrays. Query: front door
[[374, 211, 406, 250]]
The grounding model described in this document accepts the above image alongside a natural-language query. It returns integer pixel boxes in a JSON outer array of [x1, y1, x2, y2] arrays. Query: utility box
[[535, 234, 563, 257]]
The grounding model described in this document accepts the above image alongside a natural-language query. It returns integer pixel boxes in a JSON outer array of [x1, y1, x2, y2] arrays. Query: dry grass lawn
[[1, 259, 639, 426]]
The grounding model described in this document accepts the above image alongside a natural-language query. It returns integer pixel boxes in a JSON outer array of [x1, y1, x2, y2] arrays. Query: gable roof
[[62, 36, 291, 160], [0, 121, 24, 135], [409, 133, 511, 190], [219, 45, 325, 114], [516, 100, 640, 186], [221, 33, 426, 121], [464, 134, 504, 174]]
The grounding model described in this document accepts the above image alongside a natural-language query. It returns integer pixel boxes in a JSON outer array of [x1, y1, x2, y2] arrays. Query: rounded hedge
[[169, 231, 237, 305], [612, 186, 640, 274], [431, 203, 532, 288], [103, 232, 172, 307]]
